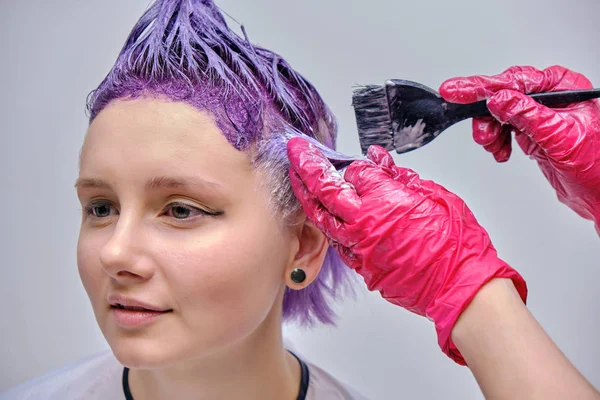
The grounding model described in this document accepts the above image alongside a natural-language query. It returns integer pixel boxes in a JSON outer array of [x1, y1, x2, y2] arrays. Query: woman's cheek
[[77, 236, 104, 297], [170, 241, 282, 325]]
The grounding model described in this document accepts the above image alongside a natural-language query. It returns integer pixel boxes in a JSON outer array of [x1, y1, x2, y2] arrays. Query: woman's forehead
[[79, 98, 254, 186]]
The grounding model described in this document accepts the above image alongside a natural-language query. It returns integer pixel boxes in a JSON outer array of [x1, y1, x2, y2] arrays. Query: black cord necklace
[[122, 351, 309, 400]]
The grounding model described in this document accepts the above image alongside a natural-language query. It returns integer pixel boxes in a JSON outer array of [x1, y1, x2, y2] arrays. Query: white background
[[1, 0, 599, 398]]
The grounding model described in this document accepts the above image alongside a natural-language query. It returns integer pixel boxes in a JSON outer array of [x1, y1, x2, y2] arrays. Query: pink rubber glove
[[440, 65, 600, 233], [287, 137, 527, 365]]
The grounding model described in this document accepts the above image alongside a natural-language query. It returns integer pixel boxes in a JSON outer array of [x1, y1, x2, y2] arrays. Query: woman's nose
[[99, 217, 154, 282]]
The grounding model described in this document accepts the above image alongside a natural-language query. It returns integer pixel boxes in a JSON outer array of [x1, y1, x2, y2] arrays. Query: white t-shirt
[[1, 350, 368, 400]]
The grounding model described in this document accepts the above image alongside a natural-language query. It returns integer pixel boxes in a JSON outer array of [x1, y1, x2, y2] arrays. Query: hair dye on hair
[[86, 0, 359, 325]]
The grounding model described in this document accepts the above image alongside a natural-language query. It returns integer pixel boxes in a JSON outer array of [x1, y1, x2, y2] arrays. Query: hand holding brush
[[440, 65, 600, 232], [352, 65, 600, 234]]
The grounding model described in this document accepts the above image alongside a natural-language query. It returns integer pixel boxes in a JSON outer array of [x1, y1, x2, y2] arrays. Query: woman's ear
[[285, 216, 329, 290]]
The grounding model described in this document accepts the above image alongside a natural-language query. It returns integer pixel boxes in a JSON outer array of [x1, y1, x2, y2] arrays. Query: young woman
[[2, 0, 365, 398], [3, 0, 599, 398]]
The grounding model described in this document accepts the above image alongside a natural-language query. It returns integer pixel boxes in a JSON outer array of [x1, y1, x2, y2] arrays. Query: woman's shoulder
[[283, 337, 369, 400], [305, 360, 370, 400], [1, 350, 124, 400]]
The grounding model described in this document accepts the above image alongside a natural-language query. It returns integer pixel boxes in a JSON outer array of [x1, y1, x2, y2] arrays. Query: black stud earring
[[290, 268, 306, 284]]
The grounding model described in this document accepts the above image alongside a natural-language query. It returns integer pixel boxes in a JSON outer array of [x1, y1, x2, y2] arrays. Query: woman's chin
[[108, 338, 177, 369]]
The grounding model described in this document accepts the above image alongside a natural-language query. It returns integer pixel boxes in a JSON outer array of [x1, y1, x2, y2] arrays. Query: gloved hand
[[287, 137, 528, 365], [440, 65, 600, 233]]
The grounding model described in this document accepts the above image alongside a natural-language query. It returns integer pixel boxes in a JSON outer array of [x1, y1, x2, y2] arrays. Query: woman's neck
[[127, 310, 302, 400]]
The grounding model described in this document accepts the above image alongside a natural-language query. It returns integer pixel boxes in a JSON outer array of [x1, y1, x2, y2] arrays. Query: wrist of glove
[[287, 137, 528, 365]]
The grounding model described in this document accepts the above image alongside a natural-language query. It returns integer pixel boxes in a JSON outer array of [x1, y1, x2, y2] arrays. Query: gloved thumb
[[365, 144, 423, 187], [487, 89, 568, 158], [366, 145, 396, 168]]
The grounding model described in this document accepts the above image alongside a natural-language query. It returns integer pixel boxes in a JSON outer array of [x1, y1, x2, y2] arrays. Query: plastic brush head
[[353, 79, 600, 155], [352, 80, 453, 155], [385, 80, 450, 154]]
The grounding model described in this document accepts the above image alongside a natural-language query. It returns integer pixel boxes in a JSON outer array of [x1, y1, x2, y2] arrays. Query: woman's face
[[76, 98, 303, 368]]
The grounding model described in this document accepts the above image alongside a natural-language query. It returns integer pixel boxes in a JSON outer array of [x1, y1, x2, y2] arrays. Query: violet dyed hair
[[86, 0, 359, 326]]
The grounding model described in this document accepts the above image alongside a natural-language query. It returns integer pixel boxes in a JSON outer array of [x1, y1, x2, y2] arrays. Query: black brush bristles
[[351, 85, 394, 154]]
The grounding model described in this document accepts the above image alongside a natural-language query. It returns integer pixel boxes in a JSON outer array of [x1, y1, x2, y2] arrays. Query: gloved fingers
[[364, 144, 413, 181], [493, 128, 513, 163], [289, 168, 352, 241], [487, 89, 573, 159], [482, 125, 513, 163], [544, 65, 593, 91], [439, 65, 574, 104], [287, 137, 361, 224], [514, 131, 539, 157], [331, 241, 360, 270], [365, 145, 396, 169], [356, 144, 426, 190], [471, 118, 513, 162], [343, 155, 420, 198], [472, 117, 500, 146]]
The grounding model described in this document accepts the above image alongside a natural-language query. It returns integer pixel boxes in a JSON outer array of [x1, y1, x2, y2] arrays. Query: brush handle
[[448, 88, 600, 120]]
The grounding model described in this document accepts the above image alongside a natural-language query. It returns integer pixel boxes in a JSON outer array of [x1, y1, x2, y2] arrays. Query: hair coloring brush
[[351, 79, 600, 154]]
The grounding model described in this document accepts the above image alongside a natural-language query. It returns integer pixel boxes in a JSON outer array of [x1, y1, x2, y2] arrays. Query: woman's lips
[[111, 306, 172, 328], [107, 294, 172, 312]]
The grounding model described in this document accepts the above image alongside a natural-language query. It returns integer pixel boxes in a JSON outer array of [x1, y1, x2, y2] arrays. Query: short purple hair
[[86, 0, 356, 325]]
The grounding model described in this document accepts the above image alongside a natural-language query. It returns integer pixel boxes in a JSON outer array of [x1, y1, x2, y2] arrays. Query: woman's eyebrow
[[144, 175, 222, 191], [74, 176, 222, 191], [74, 178, 111, 190]]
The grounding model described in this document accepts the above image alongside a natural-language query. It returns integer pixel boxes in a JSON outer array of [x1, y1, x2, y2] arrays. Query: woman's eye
[[84, 201, 116, 218], [164, 202, 215, 220], [82, 201, 219, 222]]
